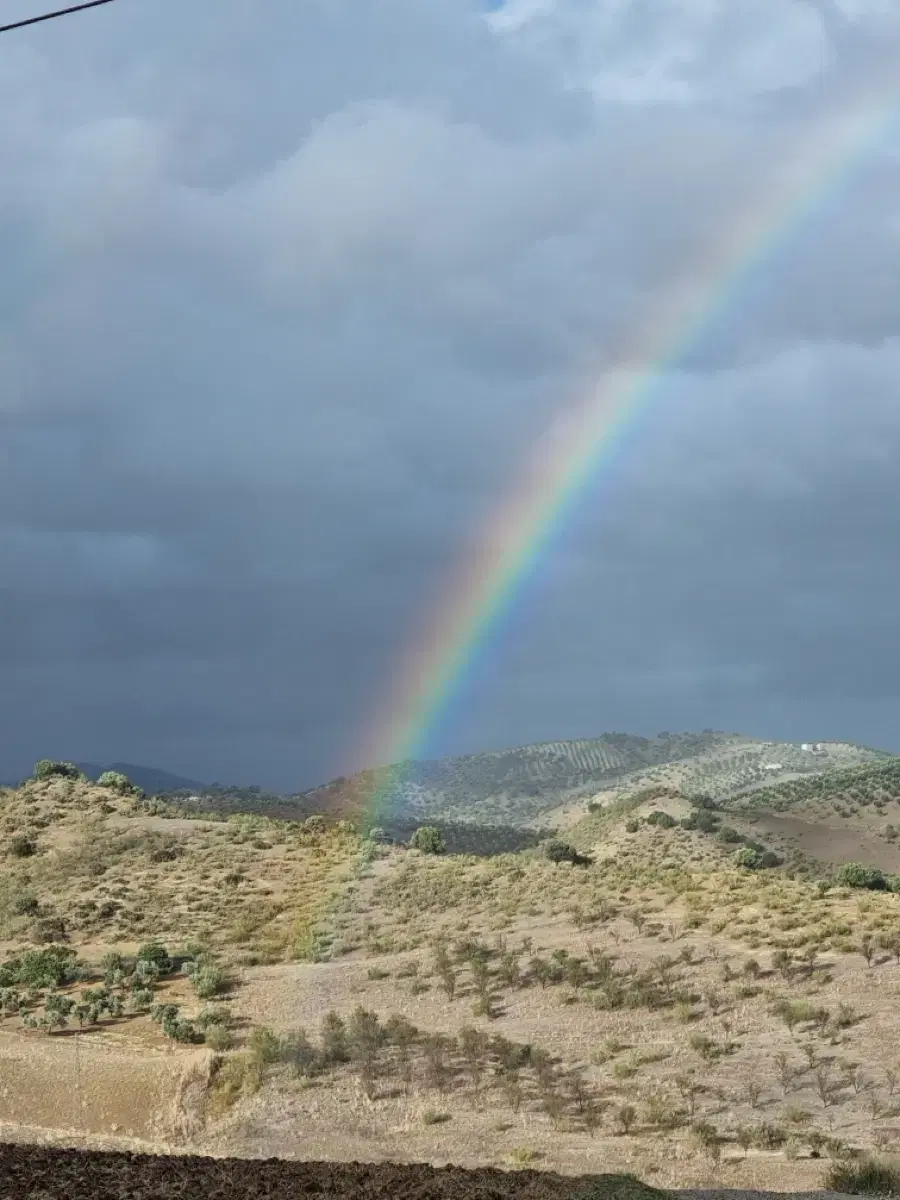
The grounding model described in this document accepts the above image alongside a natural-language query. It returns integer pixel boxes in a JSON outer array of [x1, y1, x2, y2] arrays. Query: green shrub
[[204, 1023, 235, 1051], [33, 760, 84, 781], [646, 811, 676, 829], [136, 942, 173, 974], [837, 862, 887, 891], [279, 1029, 321, 1076], [734, 847, 763, 870], [717, 826, 742, 844], [543, 839, 591, 866], [0, 946, 79, 989], [192, 963, 228, 999], [247, 1025, 282, 1065], [693, 811, 720, 833], [409, 826, 446, 855], [10, 892, 39, 916], [170, 1018, 204, 1043], [197, 1005, 232, 1029], [97, 771, 139, 795], [150, 1003, 204, 1043]]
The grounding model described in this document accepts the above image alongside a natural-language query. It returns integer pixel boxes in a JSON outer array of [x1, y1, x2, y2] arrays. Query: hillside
[[4, 753, 900, 1194], [298, 733, 888, 832], [0, 771, 361, 964], [729, 757, 900, 815], [299, 731, 750, 828]]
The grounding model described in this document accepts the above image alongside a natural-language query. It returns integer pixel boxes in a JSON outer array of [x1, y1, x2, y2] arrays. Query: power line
[[0, 0, 117, 36]]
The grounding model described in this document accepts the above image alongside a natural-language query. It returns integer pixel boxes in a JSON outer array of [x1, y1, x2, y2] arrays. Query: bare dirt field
[[732, 814, 900, 876], [0, 1143, 862, 1200]]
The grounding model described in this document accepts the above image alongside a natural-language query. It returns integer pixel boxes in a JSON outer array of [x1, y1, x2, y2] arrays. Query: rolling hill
[[5, 742, 900, 1188], [297, 730, 889, 830]]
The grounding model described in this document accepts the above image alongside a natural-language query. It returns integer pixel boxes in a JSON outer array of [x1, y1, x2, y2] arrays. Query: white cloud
[[489, 0, 831, 104]]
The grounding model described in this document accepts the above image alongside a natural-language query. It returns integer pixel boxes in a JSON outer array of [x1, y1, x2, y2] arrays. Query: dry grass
[[0, 777, 364, 964], [3, 769, 900, 1192]]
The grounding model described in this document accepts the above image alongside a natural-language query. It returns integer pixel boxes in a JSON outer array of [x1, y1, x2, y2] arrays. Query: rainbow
[[347, 60, 899, 829]]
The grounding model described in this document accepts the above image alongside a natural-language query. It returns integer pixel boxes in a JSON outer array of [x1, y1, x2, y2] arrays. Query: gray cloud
[[2, 0, 900, 788]]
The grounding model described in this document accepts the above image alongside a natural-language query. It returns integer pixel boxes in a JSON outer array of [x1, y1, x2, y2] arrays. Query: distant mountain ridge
[[76, 762, 208, 795]]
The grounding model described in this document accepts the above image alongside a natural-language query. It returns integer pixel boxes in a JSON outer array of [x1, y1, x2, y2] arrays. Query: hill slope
[[4, 762, 900, 1188], [298, 732, 889, 830]]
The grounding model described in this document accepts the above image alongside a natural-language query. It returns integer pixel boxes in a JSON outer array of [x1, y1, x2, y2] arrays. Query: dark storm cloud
[[2, 0, 900, 787]]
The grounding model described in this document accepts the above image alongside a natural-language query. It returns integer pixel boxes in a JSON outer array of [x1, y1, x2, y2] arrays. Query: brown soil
[[0, 1144, 858, 1200], [733, 813, 900, 874]]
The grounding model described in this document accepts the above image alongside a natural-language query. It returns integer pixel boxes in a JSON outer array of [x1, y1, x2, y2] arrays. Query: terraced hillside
[[710, 757, 900, 876], [728, 757, 900, 815], [575, 742, 890, 816], [681, 741, 892, 802], [298, 731, 752, 829]]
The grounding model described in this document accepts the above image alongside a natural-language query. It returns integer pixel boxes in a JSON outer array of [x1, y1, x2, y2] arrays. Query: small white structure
[[763, 763, 783, 771]]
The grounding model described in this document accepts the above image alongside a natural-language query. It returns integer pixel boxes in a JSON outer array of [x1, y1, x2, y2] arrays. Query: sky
[[2, 0, 900, 791]]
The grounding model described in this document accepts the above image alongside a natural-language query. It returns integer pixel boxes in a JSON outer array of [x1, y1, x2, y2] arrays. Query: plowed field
[[0, 1145, 670, 1200]]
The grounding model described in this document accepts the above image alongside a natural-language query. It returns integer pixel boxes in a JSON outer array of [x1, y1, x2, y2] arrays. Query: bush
[[279, 1029, 321, 1076], [693, 811, 720, 833], [32, 760, 83, 781], [0, 947, 79, 989], [734, 847, 763, 870], [543, 839, 591, 866], [192, 963, 229, 999], [136, 942, 173, 974], [11, 893, 39, 916], [208, 1054, 262, 1114], [197, 1005, 232, 1029], [31, 915, 67, 944], [247, 1026, 282, 1065], [170, 1018, 204, 1044], [409, 826, 446, 855], [422, 1109, 451, 1125], [8, 834, 37, 858], [837, 862, 887, 891], [645, 811, 676, 829], [825, 1156, 900, 1196], [204, 1023, 235, 1051], [150, 1003, 204, 1043], [689, 794, 720, 811], [97, 771, 139, 795]]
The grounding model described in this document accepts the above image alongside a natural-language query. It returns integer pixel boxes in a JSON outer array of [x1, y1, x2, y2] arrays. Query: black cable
[[0, 0, 117, 35]]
